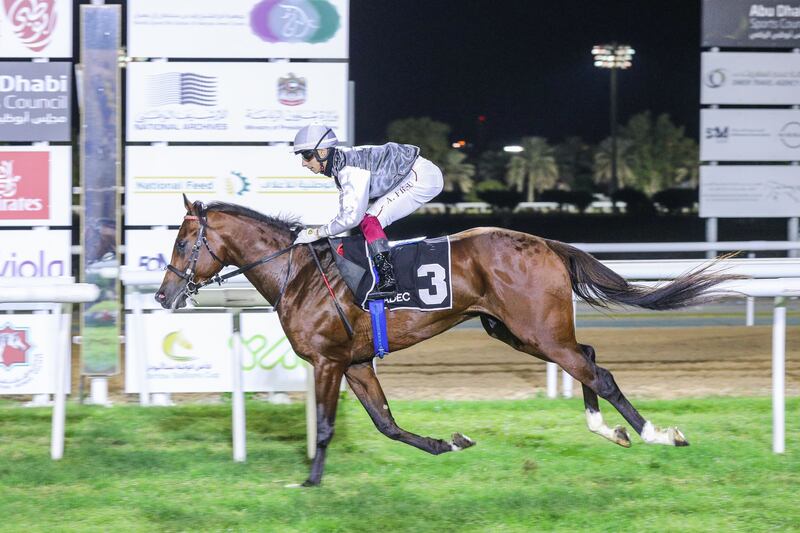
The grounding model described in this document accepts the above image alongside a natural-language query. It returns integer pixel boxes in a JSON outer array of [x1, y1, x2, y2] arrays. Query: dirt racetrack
[[375, 325, 800, 400]]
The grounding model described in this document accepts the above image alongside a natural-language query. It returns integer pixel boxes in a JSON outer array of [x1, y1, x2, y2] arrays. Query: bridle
[[166, 206, 294, 305]]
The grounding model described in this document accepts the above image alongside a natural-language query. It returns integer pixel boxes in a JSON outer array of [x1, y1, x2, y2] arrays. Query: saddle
[[328, 234, 453, 311]]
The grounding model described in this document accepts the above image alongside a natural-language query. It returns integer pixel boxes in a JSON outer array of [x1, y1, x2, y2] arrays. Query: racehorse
[[156, 195, 735, 486]]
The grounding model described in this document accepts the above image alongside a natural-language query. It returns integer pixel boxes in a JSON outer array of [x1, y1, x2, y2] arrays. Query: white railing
[[0, 278, 99, 460], [574, 241, 800, 254]]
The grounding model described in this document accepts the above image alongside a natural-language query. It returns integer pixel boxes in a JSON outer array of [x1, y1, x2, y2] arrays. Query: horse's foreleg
[[345, 362, 475, 454], [579, 344, 631, 447], [302, 360, 346, 487]]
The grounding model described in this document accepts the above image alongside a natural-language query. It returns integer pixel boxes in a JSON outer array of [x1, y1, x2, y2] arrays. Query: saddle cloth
[[329, 235, 453, 311]]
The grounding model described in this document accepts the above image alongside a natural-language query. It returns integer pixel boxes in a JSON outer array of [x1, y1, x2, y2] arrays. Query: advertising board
[[126, 61, 348, 142], [124, 311, 308, 393], [701, 109, 800, 161], [0, 145, 71, 226], [125, 145, 338, 226], [700, 165, 800, 217], [0, 229, 71, 279], [0, 313, 68, 395], [127, 0, 349, 59], [703, 0, 800, 48], [701, 52, 800, 104], [0, 62, 71, 141], [0, 0, 72, 58]]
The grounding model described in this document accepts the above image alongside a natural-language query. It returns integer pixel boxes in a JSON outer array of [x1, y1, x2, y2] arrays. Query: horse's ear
[[183, 194, 193, 214]]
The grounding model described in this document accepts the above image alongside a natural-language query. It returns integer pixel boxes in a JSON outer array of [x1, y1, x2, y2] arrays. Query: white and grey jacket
[[323, 142, 420, 235]]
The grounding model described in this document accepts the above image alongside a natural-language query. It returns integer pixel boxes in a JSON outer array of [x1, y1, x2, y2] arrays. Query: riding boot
[[368, 251, 398, 300]]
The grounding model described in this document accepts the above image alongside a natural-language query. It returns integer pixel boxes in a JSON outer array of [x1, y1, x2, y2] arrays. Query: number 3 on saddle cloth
[[328, 234, 453, 358]]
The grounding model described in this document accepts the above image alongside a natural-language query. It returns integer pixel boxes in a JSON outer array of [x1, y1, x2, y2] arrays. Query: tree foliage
[[620, 112, 699, 194], [593, 137, 636, 190], [386, 117, 451, 167], [505, 136, 559, 202], [441, 149, 476, 194], [554, 136, 594, 191]]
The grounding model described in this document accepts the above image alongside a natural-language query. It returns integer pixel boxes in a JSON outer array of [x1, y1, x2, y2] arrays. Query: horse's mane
[[205, 201, 301, 236]]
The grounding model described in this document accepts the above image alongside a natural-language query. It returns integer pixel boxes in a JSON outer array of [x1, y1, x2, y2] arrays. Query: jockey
[[292, 124, 444, 300]]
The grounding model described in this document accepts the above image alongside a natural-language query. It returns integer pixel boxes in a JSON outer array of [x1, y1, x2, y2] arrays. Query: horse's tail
[[546, 239, 737, 310]]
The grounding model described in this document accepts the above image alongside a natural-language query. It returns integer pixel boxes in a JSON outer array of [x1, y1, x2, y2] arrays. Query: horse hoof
[[613, 425, 632, 448], [451, 432, 476, 451], [671, 427, 689, 447], [285, 479, 319, 488]]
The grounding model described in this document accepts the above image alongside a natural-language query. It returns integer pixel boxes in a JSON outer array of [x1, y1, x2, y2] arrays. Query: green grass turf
[[0, 397, 797, 532]]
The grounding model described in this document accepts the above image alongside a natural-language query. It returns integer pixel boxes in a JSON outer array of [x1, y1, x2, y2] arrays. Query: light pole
[[591, 43, 634, 194]]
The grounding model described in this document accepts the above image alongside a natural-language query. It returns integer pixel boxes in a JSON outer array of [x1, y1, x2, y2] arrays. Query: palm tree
[[593, 137, 636, 191], [505, 136, 558, 202], [441, 149, 476, 194]]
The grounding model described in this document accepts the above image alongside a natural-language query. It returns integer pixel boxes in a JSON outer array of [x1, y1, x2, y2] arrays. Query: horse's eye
[[176, 240, 186, 252]]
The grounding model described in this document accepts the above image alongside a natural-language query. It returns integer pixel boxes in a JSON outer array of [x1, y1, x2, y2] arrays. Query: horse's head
[[155, 195, 227, 309]]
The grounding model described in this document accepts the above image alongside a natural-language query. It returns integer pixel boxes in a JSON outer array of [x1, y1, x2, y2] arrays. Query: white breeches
[[366, 156, 444, 228]]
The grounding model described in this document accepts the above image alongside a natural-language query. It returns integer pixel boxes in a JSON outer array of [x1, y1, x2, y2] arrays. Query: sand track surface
[[375, 326, 800, 400]]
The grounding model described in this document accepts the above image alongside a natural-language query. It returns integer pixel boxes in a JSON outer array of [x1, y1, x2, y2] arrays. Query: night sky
[[349, 0, 702, 148]]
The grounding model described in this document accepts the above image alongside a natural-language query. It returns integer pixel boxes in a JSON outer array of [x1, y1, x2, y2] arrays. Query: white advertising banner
[[126, 62, 349, 142], [701, 109, 800, 161], [124, 311, 309, 392], [125, 313, 234, 393], [701, 52, 800, 105], [0, 313, 67, 394], [125, 145, 338, 225], [0, 0, 73, 58], [700, 165, 800, 218], [240, 312, 308, 392], [127, 0, 349, 59], [124, 228, 176, 273], [0, 145, 71, 226], [0, 229, 71, 279]]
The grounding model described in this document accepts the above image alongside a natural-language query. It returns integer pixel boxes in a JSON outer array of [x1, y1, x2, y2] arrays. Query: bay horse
[[156, 196, 734, 486]]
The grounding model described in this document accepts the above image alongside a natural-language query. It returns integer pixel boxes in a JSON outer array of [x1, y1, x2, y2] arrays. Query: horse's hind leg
[[551, 343, 689, 447], [344, 362, 475, 454], [579, 344, 631, 447]]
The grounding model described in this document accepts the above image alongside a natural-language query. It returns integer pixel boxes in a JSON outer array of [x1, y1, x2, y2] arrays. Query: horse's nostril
[[155, 291, 165, 302]]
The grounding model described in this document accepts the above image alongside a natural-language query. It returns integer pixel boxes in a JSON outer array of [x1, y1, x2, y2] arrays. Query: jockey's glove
[[293, 225, 328, 245]]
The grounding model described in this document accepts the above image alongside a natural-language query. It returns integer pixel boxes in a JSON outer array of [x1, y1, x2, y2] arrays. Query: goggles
[[299, 149, 317, 161]]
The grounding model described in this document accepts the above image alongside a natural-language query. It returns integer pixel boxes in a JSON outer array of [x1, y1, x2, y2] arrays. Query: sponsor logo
[[385, 291, 412, 304], [250, 0, 341, 44], [705, 126, 729, 141], [0, 250, 65, 277], [0, 323, 43, 391], [0, 324, 30, 368], [135, 73, 228, 133], [147, 73, 217, 107], [704, 68, 726, 88], [278, 73, 306, 106], [241, 333, 302, 371], [146, 329, 217, 378], [162, 330, 196, 362], [2, 0, 57, 53], [138, 253, 168, 271], [133, 176, 216, 193], [778, 121, 800, 149], [0, 151, 48, 219], [226, 171, 250, 196]]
